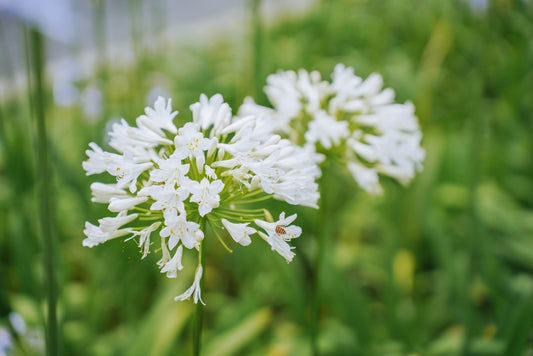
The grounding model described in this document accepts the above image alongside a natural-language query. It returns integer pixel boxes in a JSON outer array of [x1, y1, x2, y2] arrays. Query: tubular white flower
[[141, 184, 190, 219], [137, 96, 178, 135], [347, 162, 383, 195], [160, 215, 201, 250], [108, 196, 148, 212], [174, 122, 212, 171], [150, 154, 190, 185], [108, 118, 173, 152], [175, 265, 205, 305], [255, 212, 301, 262], [90, 182, 128, 203], [305, 110, 348, 149], [161, 245, 184, 278], [83, 211, 137, 247], [133, 222, 161, 259], [190, 93, 232, 135], [189, 178, 225, 217], [221, 219, 256, 246], [82, 142, 122, 175]]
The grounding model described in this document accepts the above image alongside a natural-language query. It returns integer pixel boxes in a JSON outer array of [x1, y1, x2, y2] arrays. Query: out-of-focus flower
[[240, 64, 425, 194], [8, 313, 26, 335], [81, 84, 103, 120], [83, 94, 321, 303], [0, 327, 12, 356]]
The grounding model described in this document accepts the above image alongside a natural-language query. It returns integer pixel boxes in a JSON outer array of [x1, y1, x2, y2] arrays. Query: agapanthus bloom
[[82, 95, 321, 303], [239, 64, 425, 194]]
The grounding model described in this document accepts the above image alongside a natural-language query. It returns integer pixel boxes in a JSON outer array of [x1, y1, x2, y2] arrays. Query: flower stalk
[[192, 221, 206, 356], [27, 29, 60, 356]]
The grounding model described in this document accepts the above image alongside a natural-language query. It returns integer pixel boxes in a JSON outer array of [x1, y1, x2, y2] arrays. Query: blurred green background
[[1, 0, 533, 355]]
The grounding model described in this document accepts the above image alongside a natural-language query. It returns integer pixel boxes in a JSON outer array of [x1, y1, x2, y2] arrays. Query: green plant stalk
[[28, 29, 60, 356], [309, 175, 331, 356], [462, 93, 483, 356], [192, 219, 207, 356]]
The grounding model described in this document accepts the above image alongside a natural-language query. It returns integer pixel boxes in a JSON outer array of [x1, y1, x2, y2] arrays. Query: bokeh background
[[1, 0, 533, 355]]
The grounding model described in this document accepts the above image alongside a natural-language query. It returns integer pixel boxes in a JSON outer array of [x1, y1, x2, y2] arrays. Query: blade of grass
[[27, 28, 60, 356]]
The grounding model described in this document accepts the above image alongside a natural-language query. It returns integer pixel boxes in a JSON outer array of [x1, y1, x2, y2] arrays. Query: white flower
[[190, 93, 232, 136], [222, 219, 256, 246], [255, 212, 301, 262], [8, 312, 26, 335], [347, 162, 382, 195], [108, 196, 148, 212], [174, 122, 213, 172], [189, 178, 225, 217], [142, 184, 190, 219], [137, 97, 178, 135], [83, 94, 319, 303], [150, 153, 191, 186], [108, 118, 172, 153], [90, 182, 128, 203], [110, 153, 153, 193], [242, 64, 424, 194], [161, 245, 184, 278], [0, 327, 12, 354], [262, 69, 329, 133], [305, 110, 348, 149], [82, 142, 122, 175], [83, 211, 137, 247], [174, 265, 205, 305], [204, 164, 217, 179], [160, 215, 201, 250], [132, 222, 161, 259]]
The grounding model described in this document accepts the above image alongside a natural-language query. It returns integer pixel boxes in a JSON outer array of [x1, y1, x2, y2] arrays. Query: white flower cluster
[[240, 64, 425, 194], [83, 94, 321, 303]]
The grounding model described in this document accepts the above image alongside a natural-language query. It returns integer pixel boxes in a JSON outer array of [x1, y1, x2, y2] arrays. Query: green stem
[[27, 29, 60, 356], [207, 216, 233, 253], [309, 178, 330, 356], [192, 219, 207, 356], [462, 89, 483, 356]]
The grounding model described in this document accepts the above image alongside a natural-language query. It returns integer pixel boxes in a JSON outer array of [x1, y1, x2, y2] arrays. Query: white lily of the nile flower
[[255, 212, 302, 263], [239, 63, 425, 194], [82, 95, 320, 303], [175, 265, 205, 305]]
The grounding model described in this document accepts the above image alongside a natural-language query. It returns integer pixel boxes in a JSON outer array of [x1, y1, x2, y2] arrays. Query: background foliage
[[1, 0, 533, 355]]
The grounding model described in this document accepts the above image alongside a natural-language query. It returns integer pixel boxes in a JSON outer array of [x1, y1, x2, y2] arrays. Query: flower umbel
[[240, 64, 425, 194], [83, 95, 320, 303]]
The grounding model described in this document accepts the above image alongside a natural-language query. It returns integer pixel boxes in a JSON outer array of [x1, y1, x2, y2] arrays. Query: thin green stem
[[192, 219, 207, 356], [218, 207, 265, 214], [309, 172, 334, 356], [207, 218, 233, 253], [27, 29, 60, 356], [224, 188, 264, 203], [462, 90, 484, 356], [235, 195, 271, 204]]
